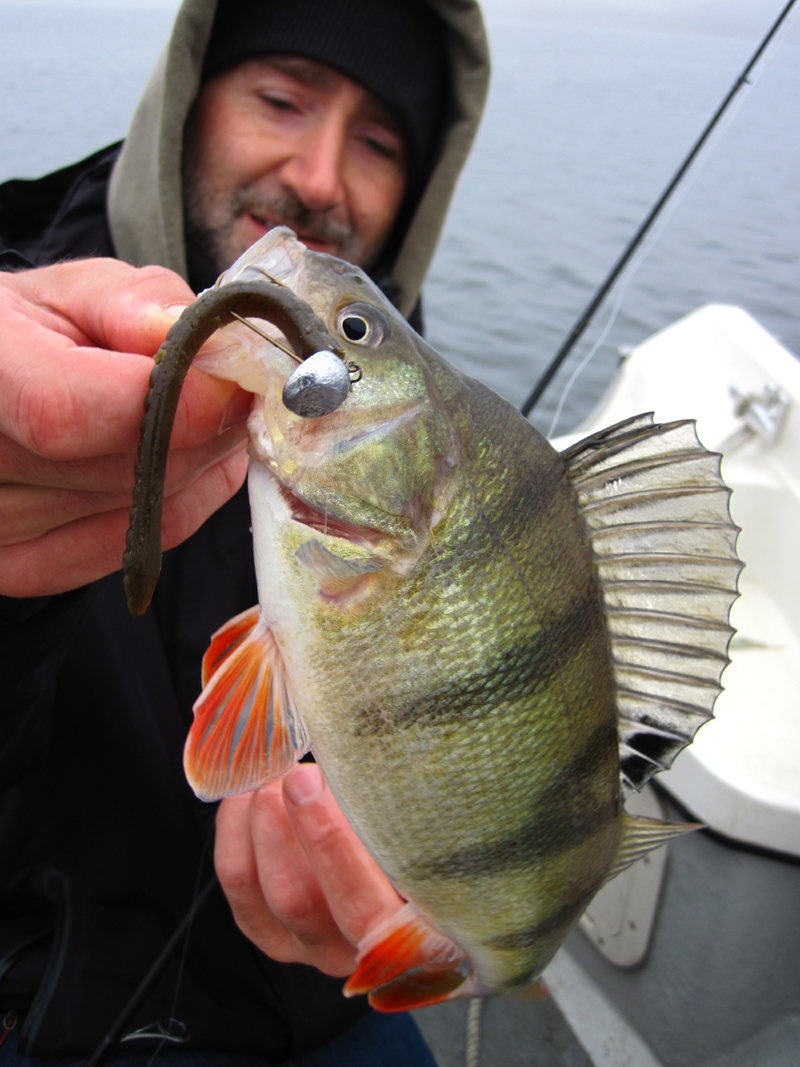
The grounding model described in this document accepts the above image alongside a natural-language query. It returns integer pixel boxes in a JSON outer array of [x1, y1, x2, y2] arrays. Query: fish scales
[[267, 359, 620, 991], [124, 228, 740, 1010]]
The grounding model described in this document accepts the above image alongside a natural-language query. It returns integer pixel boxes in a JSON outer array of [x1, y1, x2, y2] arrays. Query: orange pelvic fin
[[185, 610, 309, 801], [367, 966, 469, 1012], [344, 903, 469, 1011]]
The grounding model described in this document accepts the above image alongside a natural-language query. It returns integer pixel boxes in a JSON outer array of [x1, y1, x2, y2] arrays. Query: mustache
[[231, 187, 356, 249]]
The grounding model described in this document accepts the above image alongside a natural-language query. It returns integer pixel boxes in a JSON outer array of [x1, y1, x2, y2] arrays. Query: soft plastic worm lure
[[123, 280, 341, 617]]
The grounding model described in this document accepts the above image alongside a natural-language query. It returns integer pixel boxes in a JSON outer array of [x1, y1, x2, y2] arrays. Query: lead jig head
[[282, 350, 352, 418]]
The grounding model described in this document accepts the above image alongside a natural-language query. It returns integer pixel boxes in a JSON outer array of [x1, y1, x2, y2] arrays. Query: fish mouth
[[218, 226, 309, 288], [249, 402, 385, 548], [247, 214, 338, 257], [277, 483, 385, 548]]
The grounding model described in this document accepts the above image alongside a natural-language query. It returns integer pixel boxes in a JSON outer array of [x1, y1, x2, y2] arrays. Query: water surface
[[1, 4, 798, 434]]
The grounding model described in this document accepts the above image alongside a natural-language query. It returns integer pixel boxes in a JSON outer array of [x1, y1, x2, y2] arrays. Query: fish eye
[[336, 303, 390, 347], [342, 316, 367, 341]]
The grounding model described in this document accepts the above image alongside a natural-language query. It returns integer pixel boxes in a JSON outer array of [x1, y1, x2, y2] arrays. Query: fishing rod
[[520, 0, 799, 420]]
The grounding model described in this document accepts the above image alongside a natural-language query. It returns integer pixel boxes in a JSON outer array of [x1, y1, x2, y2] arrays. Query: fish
[[123, 227, 741, 1011]]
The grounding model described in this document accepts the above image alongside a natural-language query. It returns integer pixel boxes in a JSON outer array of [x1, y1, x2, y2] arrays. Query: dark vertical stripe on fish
[[404, 721, 619, 878], [355, 584, 604, 734], [489, 890, 595, 955]]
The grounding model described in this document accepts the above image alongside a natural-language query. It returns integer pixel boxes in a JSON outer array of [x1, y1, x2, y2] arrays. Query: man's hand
[[215, 763, 404, 977], [0, 259, 252, 597]]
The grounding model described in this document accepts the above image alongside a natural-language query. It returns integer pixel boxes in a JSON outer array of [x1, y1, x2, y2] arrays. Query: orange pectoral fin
[[343, 904, 469, 1011], [185, 613, 309, 801], [201, 605, 261, 687]]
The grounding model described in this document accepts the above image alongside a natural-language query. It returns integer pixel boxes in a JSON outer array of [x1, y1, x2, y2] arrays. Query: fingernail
[[165, 303, 191, 320], [284, 764, 323, 807], [220, 391, 253, 432]]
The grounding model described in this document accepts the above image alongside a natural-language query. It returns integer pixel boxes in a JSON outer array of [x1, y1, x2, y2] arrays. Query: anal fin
[[605, 812, 700, 883], [185, 611, 309, 801], [344, 903, 469, 1012]]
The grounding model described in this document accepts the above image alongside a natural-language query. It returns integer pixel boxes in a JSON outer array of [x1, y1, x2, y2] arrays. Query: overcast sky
[[0, 0, 793, 38], [482, 0, 792, 36]]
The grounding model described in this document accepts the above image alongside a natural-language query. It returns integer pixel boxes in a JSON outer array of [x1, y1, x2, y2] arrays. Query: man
[[0, 1, 489, 1062]]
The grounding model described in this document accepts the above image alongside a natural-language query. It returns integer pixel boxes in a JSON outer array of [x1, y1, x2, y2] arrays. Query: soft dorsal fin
[[562, 414, 742, 796], [604, 813, 700, 883]]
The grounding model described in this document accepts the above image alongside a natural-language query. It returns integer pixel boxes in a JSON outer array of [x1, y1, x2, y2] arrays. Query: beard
[[184, 169, 378, 273]]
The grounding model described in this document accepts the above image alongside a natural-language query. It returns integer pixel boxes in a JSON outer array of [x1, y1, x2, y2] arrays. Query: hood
[[107, 0, 490, 318]]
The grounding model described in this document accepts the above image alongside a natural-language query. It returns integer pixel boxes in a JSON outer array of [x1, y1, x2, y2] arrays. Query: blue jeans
[[0, 1011, 437, 1067]]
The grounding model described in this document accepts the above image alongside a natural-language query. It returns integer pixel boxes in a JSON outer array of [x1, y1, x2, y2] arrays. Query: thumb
[[14, 258, 196, 356], [282, 763, 403, 946]]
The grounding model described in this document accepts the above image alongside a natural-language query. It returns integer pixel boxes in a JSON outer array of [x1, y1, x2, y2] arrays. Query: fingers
[[0, 448, 248, 597], [215, 792, 296, 960], [215, 765, 404, 978], [217, 782, 356, 976], [0, 260, 256, 597], [0, 420, 249, 491], [0, 263, 252, 460], [1, 336, 248, 461], [3, 259, 195, 353], [282, 765, 404, 946], [0, 424, 249, 547]]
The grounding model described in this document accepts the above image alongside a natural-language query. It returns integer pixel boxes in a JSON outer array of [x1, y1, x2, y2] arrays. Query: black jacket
[[0, 147, 368, 1060]]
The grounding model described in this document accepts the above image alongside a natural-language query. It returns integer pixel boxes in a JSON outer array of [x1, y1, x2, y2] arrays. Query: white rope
[[465, 997, 484, 1067]]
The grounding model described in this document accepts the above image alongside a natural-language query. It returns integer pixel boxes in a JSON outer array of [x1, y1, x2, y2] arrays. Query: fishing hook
[[229, 311, 301, 362]]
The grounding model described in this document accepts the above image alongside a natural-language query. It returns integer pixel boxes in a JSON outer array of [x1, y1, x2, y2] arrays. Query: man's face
[[183, 55, 408, 273]]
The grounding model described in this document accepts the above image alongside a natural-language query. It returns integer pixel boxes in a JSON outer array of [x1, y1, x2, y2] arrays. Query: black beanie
[[202, 0, 448, 185]]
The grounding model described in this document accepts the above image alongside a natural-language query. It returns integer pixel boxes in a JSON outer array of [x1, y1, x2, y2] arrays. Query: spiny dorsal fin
[[604, 812, 700, 884], [562, 413, 742, 796]]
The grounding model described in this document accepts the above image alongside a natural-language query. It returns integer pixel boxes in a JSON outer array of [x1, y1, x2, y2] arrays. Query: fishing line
[[520, 0, 800, 420], [544, 0, 800, 436], [86, 828, 217, 1067], [544, 16, 798, 436], [140, 822, 217, 1066], [544, 75, 752, 439]]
